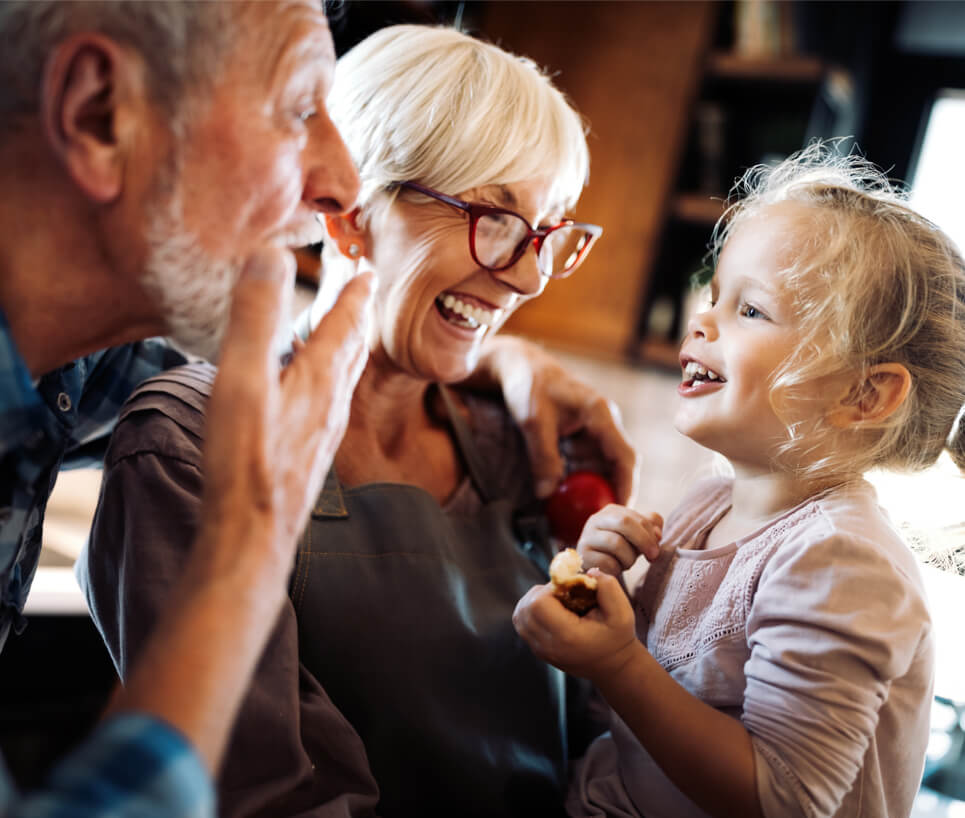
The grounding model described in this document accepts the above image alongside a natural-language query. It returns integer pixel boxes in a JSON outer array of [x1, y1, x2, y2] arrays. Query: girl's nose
[[687, 306, 718, 341]]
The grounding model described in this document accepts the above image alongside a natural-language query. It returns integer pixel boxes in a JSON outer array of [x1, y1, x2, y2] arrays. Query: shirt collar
[[0, 307, 46, 458]]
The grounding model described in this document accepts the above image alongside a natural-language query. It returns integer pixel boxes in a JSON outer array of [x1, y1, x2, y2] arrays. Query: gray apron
[[290, 387, 576, 817]]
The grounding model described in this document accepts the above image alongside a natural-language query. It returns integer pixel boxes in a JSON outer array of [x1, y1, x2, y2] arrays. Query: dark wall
[[794, 0, 965, 181]]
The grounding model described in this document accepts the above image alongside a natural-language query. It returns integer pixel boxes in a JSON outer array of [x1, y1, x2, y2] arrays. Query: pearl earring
[[348, 243, 361, 258]]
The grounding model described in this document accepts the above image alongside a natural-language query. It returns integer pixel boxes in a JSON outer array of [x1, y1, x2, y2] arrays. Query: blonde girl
[[514, 143, 965, 818]]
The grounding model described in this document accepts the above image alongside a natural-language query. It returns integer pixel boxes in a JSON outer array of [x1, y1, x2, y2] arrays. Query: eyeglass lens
[[474, 212, 592, 277]]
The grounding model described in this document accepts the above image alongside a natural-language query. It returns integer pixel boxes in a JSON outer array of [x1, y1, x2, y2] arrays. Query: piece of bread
[[549, 548, 598, 615]]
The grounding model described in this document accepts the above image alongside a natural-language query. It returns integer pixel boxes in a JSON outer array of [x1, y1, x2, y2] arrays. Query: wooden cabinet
[[480, 1, 716, 360]]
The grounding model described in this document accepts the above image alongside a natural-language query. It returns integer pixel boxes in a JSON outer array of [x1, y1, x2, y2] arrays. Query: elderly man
[[0, 1, 634, 814]]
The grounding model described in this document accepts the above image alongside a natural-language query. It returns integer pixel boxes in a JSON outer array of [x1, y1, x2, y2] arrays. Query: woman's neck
[[335, 351, 465, 500]]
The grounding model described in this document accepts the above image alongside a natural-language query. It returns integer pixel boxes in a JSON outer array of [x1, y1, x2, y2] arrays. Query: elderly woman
[[82, 24, 619, 818]]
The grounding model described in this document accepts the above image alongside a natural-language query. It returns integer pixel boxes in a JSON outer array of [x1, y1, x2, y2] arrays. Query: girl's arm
[[514, 574, 764, 818]]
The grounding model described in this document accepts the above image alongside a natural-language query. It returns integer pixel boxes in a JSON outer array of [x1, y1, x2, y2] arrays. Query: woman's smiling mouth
[[435, 292, 499, 330]]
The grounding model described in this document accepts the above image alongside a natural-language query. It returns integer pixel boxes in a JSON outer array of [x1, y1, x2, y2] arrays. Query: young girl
[[514, 144, 965, 818]]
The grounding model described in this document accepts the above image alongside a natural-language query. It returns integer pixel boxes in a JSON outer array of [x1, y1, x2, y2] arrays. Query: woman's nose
[[492, 241, 546, 297], [302, 109, 361, 215]]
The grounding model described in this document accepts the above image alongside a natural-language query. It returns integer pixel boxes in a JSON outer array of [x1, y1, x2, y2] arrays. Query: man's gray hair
[[0, 1, 239, 126]]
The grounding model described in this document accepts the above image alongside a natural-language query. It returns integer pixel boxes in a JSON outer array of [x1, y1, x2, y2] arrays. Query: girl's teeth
[[683, 361, 721, 381]]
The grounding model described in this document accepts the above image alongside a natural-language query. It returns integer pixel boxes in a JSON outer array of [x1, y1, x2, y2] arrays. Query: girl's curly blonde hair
[[711, 141, 965, 484]]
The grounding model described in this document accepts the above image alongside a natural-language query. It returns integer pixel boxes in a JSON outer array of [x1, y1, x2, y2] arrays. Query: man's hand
[[198, 247, 373, 581], [513, 571, 641, 686], [577, 505, 663, 577], [114, 248, 373, 771], [474, 335, 637, 503]]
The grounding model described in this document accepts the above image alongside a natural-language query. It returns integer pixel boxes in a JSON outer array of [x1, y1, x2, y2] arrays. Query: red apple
[[544, 470, 616, 545]]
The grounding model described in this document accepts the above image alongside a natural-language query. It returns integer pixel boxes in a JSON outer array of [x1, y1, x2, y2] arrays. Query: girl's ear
[[826, 363, 912, 428], [323, 208, 366, 259]]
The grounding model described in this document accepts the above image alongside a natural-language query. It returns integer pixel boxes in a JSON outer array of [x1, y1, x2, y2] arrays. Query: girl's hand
[[513, 570, 641, 686], [577, 505, 663, 576]]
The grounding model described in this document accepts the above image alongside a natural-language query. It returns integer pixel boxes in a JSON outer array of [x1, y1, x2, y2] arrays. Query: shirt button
[[56, 392, 72, 412]]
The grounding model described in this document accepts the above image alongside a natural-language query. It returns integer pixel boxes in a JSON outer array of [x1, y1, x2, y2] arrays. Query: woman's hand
[[513, 571, 642, 686], [472, 335, 637, 503], [577, 505, 663, 576]]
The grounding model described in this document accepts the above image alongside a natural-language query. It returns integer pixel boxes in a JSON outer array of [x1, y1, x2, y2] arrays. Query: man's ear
[[826, 363, 912, 428], [323, 208, 366, 259], [41, 33, 133, 202]]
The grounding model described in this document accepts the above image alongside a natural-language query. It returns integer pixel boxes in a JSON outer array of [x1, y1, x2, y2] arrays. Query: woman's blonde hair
[[712, 141, 965, 482], [322, 24, 589, 249]]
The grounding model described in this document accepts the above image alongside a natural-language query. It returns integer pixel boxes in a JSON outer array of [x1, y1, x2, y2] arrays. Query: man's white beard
[[141, 187, 239, 362]]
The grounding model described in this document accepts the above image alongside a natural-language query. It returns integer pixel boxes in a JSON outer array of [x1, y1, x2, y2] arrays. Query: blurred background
[[3, 1, 964, 811]]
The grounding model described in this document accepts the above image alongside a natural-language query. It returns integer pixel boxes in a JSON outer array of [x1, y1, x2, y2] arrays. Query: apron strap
[[438, 385, 553, 575], [311, 468, 349, 518], [437, 384, 496, 505]]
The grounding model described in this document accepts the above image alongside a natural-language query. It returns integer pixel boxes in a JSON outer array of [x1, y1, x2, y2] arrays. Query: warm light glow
[[909, 90, 965, 254]]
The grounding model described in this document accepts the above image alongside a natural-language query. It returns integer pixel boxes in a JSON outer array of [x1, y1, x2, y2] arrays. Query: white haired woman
[[83, 25, 615, 817]]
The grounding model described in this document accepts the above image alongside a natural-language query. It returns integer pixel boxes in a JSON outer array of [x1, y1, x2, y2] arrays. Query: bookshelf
[[633, 1, 838, 367]]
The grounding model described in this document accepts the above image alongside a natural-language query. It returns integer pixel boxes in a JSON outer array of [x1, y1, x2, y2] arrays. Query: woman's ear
[[826, 363, 912, 428], [324, 208, 366, 259]]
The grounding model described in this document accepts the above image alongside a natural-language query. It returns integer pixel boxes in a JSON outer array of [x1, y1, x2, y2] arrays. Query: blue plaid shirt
[[0, 714, 214, 816], [0, 309, 185, 648], [0, 310, 216, 814]]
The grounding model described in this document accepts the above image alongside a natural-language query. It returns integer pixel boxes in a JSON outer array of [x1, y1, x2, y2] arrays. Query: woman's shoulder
[[105, 361, 215, 467]]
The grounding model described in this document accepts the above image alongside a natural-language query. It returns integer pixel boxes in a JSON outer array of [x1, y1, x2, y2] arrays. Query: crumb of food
[[549, 548, 598, 615]]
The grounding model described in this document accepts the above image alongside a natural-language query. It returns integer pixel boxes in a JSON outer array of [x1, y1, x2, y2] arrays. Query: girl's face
[[675, 201, 817, 472], [361, 179, 559, 383]]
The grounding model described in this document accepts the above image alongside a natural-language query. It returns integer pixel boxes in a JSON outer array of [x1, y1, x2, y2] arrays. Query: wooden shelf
[[706, 51, 825, 83], [293, 246, 321, 286], [672, 193, 727, 225]]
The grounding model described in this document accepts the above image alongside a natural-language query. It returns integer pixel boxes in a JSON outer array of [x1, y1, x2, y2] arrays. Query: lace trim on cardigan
[[644, 503, 823, 672]]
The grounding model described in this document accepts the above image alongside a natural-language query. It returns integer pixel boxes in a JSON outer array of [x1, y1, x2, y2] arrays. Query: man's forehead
[[238, 0, 334, 63]]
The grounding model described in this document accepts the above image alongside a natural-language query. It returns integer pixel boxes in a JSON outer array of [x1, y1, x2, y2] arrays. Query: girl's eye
[[739, 302, 766, 320], [297, 107, 317, 123]]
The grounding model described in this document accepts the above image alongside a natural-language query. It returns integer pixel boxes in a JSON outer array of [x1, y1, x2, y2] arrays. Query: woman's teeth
[[437, 294, 496, 329], [684, 360, 723, 382]]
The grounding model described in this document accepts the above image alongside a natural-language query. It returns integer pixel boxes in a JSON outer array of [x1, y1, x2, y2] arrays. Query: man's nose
[[302, 109, 360, 215]]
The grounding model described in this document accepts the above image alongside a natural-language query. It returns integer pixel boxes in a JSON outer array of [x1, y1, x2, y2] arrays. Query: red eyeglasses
[[398, 181, 602, 279]]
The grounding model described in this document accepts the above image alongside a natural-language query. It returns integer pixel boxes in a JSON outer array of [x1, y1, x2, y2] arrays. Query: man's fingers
[[218, 247, 294, 380], [298, 271, 374, 377]]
